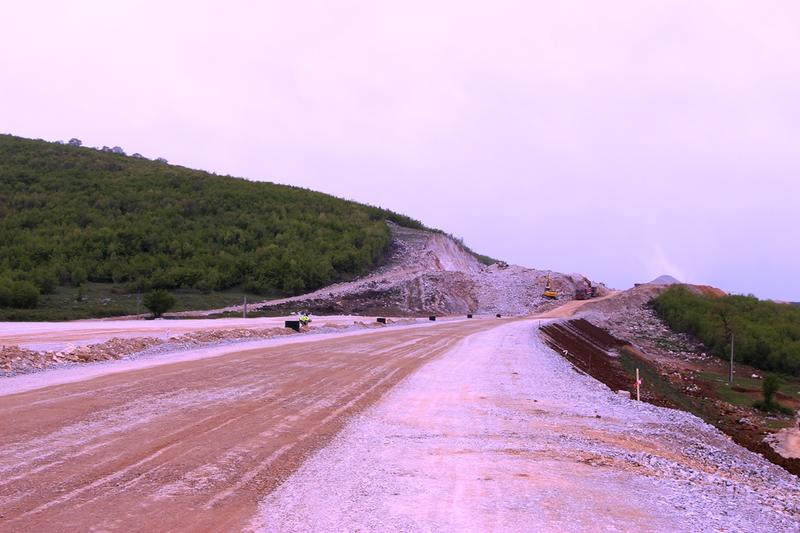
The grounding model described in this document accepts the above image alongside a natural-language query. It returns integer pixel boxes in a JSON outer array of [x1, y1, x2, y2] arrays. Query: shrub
[[10, 281, 39, 309], [762, 374, 781, 406], [143, 290, 176, 318], [0, 279, 12, 307], [753, 374, 794, 415]]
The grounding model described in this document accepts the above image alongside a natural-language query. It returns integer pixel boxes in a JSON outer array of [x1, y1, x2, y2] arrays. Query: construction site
[[1, 227, 798, 532]]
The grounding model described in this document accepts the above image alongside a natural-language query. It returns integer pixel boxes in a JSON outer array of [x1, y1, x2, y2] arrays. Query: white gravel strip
[[248, 320, 800, 532], [0, 318, 468, 397], [0, 315, 404, 349]]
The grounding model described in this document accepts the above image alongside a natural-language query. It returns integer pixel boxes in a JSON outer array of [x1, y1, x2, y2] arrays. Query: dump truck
[[575, 282, 598, 300]]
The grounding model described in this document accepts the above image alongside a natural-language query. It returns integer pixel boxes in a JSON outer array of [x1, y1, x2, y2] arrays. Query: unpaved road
[[2, 307, 798, 532], [533, 292, 619, 319], [0, 319, 502, 532], [251, 320, 800, 532]]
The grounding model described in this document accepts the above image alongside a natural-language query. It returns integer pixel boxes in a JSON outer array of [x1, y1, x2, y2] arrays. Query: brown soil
[[539, 319, 632, 395], [0, 319, 504, 531]]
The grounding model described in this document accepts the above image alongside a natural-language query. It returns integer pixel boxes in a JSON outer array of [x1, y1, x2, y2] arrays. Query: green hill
[[0, 134, 425, 319], [652, 286, 800, 376]]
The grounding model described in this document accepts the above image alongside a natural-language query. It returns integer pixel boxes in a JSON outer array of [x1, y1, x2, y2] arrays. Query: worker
[[299, 312, 311, 326]]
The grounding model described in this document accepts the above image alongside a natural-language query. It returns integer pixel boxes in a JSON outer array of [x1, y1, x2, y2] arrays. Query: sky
[[1, 1, 799, 300]]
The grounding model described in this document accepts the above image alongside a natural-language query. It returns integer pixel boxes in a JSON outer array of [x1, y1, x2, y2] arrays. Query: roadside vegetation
[[0, 135, 438, 318], [0, 282, 267, 321], [754, 374, 795, 415], [652, 286, 800, 377], [143, 290, 176, 318]]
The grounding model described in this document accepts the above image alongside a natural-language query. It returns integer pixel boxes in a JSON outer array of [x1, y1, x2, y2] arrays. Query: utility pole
[[729, 333, 735, 385], [720, 311, 734, 386], [243, 296, 248, 319]]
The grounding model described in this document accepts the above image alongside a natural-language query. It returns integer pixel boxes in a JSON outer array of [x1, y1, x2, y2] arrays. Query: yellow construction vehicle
[[543, 276, 558, 299]]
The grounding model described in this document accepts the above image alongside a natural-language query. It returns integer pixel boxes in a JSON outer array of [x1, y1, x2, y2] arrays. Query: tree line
[[652, 286, 800, 376], [0, 135, 426, 309]]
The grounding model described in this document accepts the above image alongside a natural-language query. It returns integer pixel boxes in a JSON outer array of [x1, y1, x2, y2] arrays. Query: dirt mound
[[578, 282, 726, 321], [1, 337, 162, 374], [578, 284, 666, 317], [689, 284, 727, 297], [1, 327, 300, 376]]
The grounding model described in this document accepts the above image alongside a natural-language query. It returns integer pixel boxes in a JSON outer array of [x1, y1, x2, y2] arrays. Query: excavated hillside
[[238, 223, 604, 316]]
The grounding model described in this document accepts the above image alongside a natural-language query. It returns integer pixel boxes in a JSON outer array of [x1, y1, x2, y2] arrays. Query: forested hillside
[[0, 134, 425, 313], [652, 286, 800, 376]]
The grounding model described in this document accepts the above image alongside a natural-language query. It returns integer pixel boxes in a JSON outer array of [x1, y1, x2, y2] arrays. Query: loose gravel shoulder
[[249, 320, 800, 532]]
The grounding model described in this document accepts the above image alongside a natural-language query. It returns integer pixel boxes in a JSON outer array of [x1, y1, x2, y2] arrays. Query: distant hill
[[0, 134, 430, 313], [648, 274, 681, 285]]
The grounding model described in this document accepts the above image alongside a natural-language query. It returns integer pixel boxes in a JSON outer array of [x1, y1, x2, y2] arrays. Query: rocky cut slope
[[233, 223, 604, 316]]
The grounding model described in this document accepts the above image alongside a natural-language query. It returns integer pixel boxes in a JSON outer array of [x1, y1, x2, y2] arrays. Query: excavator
[[543, 276, 558, 299]]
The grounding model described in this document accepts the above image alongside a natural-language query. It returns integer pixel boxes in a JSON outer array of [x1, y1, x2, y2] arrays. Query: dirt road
[[0, 319, 503, 532], [251, 320, 800, 532], [3, 303, 797, 532], [533, 291, 619, 319]]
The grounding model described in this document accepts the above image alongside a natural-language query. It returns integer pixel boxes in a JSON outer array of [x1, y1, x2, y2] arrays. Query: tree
[[10, 281, 39, 309], [754, 374, 793, 414], [111, 146, 126, 155], [143, 290, 176, 318], [155, 157, 168, 164], [762, 375, 781, 408], [68, 138, 82, 147]]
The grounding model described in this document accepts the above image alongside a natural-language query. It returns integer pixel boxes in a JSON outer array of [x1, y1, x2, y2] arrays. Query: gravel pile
[[1, 327, 296, 376], [1, 337, 162, 375], [0, 318, 427, 377], [248, 320, 799, 532]]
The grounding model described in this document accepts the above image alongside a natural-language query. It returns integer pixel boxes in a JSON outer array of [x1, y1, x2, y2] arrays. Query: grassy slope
[[652, 286, 800, 377], [0, 135, 446, 320]]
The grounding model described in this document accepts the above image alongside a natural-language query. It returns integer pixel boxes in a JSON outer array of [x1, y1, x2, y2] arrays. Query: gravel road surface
[[250, 320, 800, 532], [0, 319, 501, 531]]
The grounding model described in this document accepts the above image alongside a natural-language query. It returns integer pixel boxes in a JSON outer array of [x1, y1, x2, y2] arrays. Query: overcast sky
[[2, 1, 799, 300]]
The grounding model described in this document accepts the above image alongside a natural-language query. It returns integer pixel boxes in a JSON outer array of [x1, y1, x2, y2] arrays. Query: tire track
[[0, 319, 504, 532]]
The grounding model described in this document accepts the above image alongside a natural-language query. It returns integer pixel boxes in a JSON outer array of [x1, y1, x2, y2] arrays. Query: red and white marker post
[[635, 368, 641, 401]]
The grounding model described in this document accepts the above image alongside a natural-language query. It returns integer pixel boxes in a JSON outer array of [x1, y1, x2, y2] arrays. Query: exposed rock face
[[252, 223, 602, 316]]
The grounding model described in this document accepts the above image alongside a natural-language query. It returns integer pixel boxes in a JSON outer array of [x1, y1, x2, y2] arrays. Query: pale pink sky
[[2, 1, 799, 299]]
